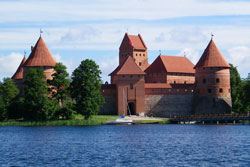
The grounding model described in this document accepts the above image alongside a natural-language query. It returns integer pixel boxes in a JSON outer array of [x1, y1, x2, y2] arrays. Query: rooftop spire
[[211, 32, 214, 40], [40, 28, 43, 37]]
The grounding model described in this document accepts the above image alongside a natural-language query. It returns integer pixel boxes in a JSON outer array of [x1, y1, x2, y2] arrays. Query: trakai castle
[[12, 33, 232, 117]]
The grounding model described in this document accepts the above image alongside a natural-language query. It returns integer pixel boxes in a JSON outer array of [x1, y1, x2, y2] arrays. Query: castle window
[[139, 62, 142, 66], [130, 75, 133, 78], [174, 81, 176, 84], [143, 54, 145, 56], [208, 89, 212, 93], [130, 83, 133, 89], [184, 81, 187, 84], [203, 79, 206, 84], [219, 88, 223, 93], [139, 54, 141, 56], [136, 53, 138, 56], [216, 78, 220, 83]]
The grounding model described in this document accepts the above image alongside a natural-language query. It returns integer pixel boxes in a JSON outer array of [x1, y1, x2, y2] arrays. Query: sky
[[1, 0, 250, 82]]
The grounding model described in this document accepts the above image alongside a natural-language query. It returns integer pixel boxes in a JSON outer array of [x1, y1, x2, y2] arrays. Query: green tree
[[0, 96, 7, 121], [230, 64, 244, 113], [0, 78, 19, 105], [23, 67, 58, 121], [48, 63, 70, 106], [243, 73, 250, 113], [0, 78, 19, 120], [71, 59, 104, 119]]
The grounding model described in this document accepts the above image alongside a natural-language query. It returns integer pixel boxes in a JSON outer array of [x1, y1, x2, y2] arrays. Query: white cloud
[[227, 46, 250, 78], [98, 56, 119, 83], [0, 52, 23, 79], [178, 48, 200, 64]]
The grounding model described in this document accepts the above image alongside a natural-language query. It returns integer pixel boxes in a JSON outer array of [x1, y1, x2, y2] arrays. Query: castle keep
[[100, 33, 232, 116]]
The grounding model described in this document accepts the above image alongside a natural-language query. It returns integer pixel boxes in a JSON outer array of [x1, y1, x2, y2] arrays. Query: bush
[[53, 102, 75, 120]]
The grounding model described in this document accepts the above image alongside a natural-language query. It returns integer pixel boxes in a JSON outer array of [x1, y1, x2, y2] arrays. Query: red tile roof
[[109, 56, 146, 76], [195, 39, 230, 68], [119, 33, 147, 50], [11, 57, 26, 80], [145, 55, 195, 74], [24, 37, 56, 67]]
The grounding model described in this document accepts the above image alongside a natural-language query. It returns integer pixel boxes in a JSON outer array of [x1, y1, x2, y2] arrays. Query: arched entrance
[[127, 102, 136, 115]]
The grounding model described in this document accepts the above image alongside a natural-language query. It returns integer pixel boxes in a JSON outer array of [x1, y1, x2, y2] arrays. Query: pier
[[169, 114, 250, 125]]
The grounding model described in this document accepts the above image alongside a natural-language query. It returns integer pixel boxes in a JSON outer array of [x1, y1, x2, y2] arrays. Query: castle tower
[[23, 37, 57, 81], [119, 33, 149, 71], [193, 39, 232, 114], [11, 56, 26, 94], [109, 56, 146, 115]]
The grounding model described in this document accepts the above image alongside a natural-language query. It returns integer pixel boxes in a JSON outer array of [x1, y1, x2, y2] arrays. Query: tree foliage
[[230, 64, 244, 113], [23, 67, 58, 120], [71, 59, 104, 119], [0, 78, 19, 120], [48, 63, 70, 106]]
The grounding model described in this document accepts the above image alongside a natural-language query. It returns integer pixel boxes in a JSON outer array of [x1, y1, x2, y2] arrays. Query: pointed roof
[[12, 57, 26, 80], [119, 33, 147, 50], [109, 56, 146, 76], [194, 39, 230, 68], [145, 55, 195, 74], [24, 37, 56, 67]]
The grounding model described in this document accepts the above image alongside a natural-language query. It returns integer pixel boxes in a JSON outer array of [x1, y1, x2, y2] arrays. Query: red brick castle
[[100, 33, 232, 116], [12, 34, 232, 117]]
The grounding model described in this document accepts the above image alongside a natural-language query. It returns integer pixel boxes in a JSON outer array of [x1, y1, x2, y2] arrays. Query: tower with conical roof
[[23, 36, 57, 81], [193, 39, 232, 114], [11, 56, 27, 94]]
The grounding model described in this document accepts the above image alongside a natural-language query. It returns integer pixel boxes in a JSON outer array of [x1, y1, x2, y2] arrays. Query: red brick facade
[[101, 34, 231, 116]]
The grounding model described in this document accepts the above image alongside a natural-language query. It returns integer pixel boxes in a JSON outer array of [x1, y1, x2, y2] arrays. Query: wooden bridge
[[169, 114, 250, 125]]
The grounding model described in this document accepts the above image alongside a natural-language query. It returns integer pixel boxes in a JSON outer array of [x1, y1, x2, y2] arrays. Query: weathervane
[[24, 50, 26, 57], [159, 50, 161, 55], [40, 28, 43, 37], [211, 32, 214, 39], [184, 52, 186, 57]]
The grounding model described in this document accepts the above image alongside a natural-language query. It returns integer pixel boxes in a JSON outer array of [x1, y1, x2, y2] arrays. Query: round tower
[[23, 36, 57, 81], [194, 39, 232, 114]]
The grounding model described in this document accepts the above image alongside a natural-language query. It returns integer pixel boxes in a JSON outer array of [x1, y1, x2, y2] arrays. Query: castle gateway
[[100, 33, 232, 116]]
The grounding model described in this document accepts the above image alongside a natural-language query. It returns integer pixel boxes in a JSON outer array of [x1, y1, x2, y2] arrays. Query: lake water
[[1, 125, 250, 167]]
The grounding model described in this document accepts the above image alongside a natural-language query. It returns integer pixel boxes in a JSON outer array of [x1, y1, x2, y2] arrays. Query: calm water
[[1, 125, 250, 167]]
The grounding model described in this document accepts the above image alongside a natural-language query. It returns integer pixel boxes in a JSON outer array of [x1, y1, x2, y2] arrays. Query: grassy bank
[[0, 115, 117, 126]]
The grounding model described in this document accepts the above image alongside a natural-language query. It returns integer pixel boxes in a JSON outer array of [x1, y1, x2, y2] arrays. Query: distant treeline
[[0, 59, 104, 121], [230, 64, 250, 113]]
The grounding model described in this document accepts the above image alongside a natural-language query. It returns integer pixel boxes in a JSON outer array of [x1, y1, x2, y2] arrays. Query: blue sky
[[1, 0, 250, 82]]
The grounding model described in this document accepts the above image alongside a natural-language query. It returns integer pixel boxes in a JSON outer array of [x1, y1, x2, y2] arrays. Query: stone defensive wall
[[99, 84, 117, 115], [145, 83, 195, 117]]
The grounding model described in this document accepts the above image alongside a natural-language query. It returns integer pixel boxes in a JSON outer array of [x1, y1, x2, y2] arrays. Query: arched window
[[130, 83, 133, 89], [203, 79, 206, 84], [216, 78, 220, 83], [219, 88, 223, 93], [208, 89, 212, 93]]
